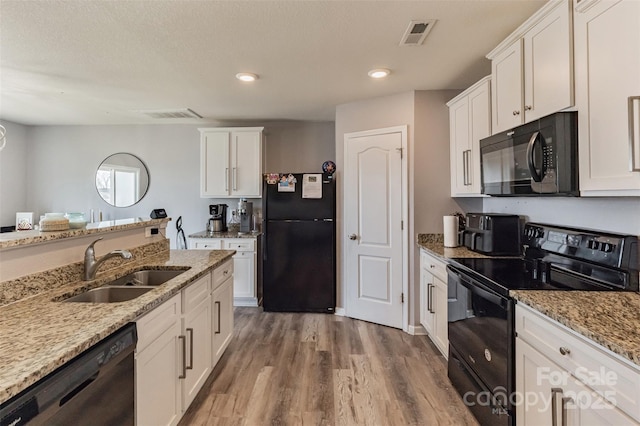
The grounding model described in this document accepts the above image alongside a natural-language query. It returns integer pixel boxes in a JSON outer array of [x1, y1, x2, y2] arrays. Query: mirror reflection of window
[[95, 153, 149, 207]]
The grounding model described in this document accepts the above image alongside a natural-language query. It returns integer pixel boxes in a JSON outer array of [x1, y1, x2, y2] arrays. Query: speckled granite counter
[[511, 290, 640, 367], [0, 249, 235, 404], [417, 233, 492, 259], [0, 217, 170, 249], [189, 229, 262, 239]]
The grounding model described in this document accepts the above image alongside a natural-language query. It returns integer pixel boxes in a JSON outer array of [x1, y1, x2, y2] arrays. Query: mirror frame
[[95, 153, 150, 207]]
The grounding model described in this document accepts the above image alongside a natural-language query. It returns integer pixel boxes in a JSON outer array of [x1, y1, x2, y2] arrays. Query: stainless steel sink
[[105, 269, 187, 287], [63, 286, 154, 303]]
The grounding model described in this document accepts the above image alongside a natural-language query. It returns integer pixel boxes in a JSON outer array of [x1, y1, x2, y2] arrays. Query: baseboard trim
[[334, 307, 346, 316], [408, 324, 427, 336]]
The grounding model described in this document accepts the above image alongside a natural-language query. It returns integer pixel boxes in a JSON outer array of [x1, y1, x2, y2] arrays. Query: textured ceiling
[[0, 0, 545, 126]]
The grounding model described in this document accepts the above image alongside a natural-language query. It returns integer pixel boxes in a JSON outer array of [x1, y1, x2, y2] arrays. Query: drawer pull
[[186, 328, 194, 370], [178, 335, 186, 379], [429, 264, 435, 269], [559, 347, 571, 356], [551, 388, 562, 426]]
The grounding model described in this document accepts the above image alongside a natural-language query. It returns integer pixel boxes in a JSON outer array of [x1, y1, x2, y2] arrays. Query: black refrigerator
[[263, 173, 336, 312]]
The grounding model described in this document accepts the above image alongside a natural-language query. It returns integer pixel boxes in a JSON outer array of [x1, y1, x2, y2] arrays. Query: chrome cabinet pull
[[629, 96, 640, 172], [525, 105, 533, 111], [225, 168, 229, 191], [427, 283, 434, 313], [186, 328, 194, 370], [233, 167, 238, 191], [551, 388, 562, 426], [559, 347, 570, 356], [513, 110, 521, 116], [215, 301, 221, 334], [179, 335, 186, 379], [466, 149, 472, 186]]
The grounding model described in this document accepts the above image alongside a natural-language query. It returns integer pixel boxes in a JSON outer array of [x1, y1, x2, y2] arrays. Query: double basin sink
[[63, 269, 187, 303]]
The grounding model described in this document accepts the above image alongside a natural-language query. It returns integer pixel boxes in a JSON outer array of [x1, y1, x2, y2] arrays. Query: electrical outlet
[[145, 227, 159, 237]]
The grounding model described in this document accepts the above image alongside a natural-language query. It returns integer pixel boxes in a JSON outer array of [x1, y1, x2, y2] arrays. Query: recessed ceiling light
[[236, 73, 258, 82], [368, 68, 390, 79]]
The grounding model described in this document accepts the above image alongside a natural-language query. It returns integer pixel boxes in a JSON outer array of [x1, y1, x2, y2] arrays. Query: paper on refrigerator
[[302, 174, 322, 198]]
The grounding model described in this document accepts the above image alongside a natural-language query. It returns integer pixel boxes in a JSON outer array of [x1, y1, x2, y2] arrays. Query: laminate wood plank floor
[[179, 308, 479, 426]]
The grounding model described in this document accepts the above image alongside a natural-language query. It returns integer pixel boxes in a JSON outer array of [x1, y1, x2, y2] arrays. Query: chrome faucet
[[84, 237, 132, 280]]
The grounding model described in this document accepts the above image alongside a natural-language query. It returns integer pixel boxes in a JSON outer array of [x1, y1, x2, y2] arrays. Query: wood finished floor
[[179, 308, 479, 426]]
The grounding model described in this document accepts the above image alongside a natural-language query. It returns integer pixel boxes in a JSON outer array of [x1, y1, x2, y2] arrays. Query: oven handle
[[526, 131, 545, 183], [447, 267, 509, 309]]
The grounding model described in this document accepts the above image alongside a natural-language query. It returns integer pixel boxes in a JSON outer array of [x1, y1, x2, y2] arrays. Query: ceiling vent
[[400, 19, 437, 46], [137, 108, 203, 119]]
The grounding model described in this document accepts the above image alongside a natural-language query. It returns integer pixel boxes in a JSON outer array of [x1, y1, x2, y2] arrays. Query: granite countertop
[[0, 217, 170, 249], [416, 233, 492, 260], [189, 229, 262, 239], [0, 249, 235, 404], [511, 290, 640, 367]]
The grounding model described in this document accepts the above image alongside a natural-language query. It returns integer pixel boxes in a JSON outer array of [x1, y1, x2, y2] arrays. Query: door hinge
[[401, 292, 405, 303], [396, 147, 403, 159]]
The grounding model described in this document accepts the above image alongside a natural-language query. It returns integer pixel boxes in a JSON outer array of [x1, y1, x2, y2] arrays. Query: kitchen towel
[[443, 215, 459, 248]]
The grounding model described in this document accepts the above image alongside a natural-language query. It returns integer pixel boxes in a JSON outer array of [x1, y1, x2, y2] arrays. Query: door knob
[[349, 234, 357, 240]]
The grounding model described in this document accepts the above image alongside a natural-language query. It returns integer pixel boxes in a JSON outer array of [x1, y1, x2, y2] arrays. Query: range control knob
[[588, 240, 600, 250], [601, 243, 615, 253]]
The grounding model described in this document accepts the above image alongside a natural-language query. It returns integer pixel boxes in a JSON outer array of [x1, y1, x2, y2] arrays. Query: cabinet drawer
[[193, 240, 222, 250], [224, 239, 255, 251], [420, 250, 447, 282], [182, 274, 211, 313], [136, 293, 181, 353], [516, 304, 640, 422], [212, 260, 233, 290]]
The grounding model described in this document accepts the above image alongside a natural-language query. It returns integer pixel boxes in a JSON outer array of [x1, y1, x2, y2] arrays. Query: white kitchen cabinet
[[488, 0, 573, 133], [419, 249, 448, 358], [189, 237, 259, 307], [447, 76, 491, 196], [212, 261, 234, 366], [515, 303, 640, 424], [574, 0, 640, 195], [181, 276, 212, 409], [136, 293, 182, 426], [199, 127, 264, 198]]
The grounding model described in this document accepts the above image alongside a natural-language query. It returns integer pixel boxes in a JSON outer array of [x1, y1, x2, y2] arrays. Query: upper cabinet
[[199, 127, 264, 198], [574, 0, 640, 195], [447, 76, 491, 196], [487, 0, 573, 134]]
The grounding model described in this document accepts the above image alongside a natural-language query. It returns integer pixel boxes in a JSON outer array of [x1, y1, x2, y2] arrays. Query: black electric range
[[446, 223, 639, 426]]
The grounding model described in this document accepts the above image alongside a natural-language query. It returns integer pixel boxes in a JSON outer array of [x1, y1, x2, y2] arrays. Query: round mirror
[[95, 153, 150, 207]]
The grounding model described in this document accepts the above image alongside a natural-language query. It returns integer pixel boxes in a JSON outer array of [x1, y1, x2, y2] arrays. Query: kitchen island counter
[[0, 249, 235, 404]]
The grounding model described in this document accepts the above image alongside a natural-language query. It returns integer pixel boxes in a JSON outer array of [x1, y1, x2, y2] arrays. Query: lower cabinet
[[135, 262, 234, 426], [419, 249, 449, 358], [189, 237, 258, 306], [515, 303, 640, 425]]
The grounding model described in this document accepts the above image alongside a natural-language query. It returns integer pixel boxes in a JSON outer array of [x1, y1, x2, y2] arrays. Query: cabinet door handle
[[233, 167, 238, 191], [179, 335, 186, 379], [427, 283, 434, 313], [225, 168, 229, 191], [466, 149, 472, 186], [186, 328, 194, 370], [629, 96, 640, 172], [551, 388, 562, 426], [524, 105, 532, 111], [513, 110, 521, 116], [559, 346, 570, 356], [215, 301, 221, 334]]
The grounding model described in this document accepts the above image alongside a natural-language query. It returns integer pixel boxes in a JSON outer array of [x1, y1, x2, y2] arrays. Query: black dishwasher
[[0, 323, 137, 426]]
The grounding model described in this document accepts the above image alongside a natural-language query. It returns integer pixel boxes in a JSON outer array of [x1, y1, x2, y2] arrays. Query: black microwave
[[480, 112, 578, 196]]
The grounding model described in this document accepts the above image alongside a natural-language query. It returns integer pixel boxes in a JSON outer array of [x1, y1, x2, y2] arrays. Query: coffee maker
[[207, 204, 228, 234], [237, 198, 253, 234]]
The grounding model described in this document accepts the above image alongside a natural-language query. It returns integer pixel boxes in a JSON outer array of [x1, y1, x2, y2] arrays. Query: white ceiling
[[0, 0, 545, 126]]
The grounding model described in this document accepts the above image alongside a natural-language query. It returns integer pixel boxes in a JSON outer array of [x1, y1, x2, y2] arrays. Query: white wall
[[2, 121, 334, 247], [0, 120, 29, 227], [484, 197, 640, 235]]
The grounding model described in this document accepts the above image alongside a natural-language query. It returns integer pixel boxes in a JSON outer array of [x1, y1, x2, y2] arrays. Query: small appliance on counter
[[462, 213, 521, 256], [237, 198, 253, 234], [207, 204, 228, 234]]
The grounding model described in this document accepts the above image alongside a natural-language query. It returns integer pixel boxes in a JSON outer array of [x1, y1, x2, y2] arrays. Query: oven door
[[447, 266, 513, 401]]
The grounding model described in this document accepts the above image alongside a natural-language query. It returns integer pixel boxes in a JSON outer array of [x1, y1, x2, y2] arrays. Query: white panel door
[[345, 128, 404, 329]]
